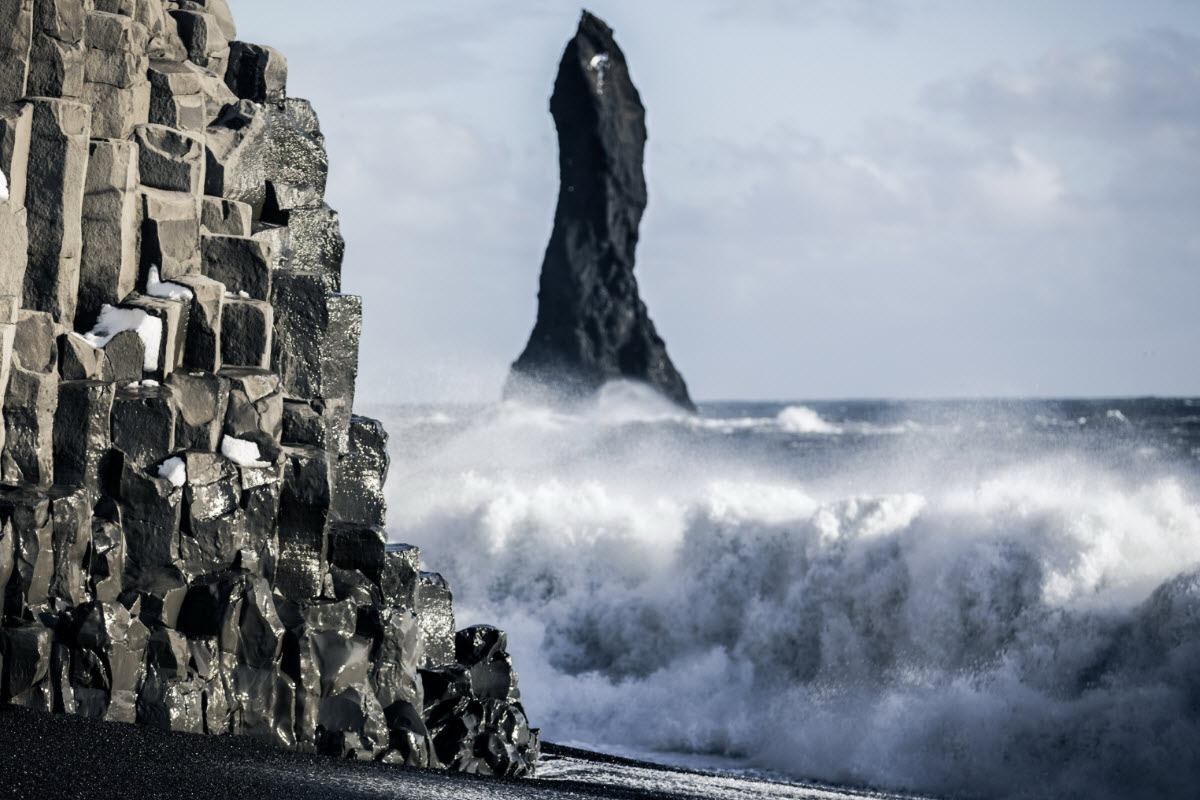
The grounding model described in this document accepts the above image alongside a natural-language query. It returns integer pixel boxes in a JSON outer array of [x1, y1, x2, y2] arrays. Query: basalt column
[[0, 0, 538, 778]]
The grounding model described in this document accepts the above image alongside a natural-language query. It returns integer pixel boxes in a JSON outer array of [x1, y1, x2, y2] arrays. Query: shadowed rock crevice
[[507, 11, 694, 411]]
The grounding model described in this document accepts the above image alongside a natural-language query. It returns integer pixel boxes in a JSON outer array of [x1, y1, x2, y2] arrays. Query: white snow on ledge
[[157, 456, 186, 487], [0, 168, 8, 201], [221, 436, 270, 468], [146, 265, 194, 301], [81, 305, 162, 371]]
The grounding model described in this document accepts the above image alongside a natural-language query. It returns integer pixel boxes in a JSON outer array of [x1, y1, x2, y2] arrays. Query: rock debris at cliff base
[[0, 0, 537, 776], [508, 11, 694, 411]]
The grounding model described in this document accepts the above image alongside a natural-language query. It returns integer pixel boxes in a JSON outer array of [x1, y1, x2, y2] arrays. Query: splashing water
[[373, 384, 1200, 799]]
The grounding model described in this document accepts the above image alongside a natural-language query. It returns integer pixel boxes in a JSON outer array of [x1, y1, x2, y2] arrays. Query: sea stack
[[507, 11, 694, 411], [0, 0, 536, 777]]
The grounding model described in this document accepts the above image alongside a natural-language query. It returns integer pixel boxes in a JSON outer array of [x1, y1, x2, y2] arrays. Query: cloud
[[968, 146, 1066, 226], [923, 28, 1200, 147], [706, 0, 905, 32]]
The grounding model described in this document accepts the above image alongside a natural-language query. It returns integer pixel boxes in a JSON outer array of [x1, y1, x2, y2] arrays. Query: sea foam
[[376, 384, 1200, 799]]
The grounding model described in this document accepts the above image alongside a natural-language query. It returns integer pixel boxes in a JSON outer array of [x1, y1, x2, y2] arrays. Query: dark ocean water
[[365, 385, 1200, 800]]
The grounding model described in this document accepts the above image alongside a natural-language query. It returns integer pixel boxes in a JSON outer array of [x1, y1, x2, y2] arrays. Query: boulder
[[102, 328, 146, 385], [456, 626, 519, 703], [13, 308, 57, 373]]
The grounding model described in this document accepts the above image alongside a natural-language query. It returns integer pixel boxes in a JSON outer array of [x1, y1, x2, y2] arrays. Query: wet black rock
[[0, 0, 538, 781], [507, 11, 693, 411]]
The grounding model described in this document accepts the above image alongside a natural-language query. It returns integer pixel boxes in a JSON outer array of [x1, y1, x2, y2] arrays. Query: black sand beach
[[0, 705, 917, 800]]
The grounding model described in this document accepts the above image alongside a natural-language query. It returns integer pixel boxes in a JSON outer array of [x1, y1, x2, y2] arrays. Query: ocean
[[364, 383, 1200, 800]]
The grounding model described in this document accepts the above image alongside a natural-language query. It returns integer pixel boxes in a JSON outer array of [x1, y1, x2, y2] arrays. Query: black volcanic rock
[[0, 0, 537, 778], [507, 11, 693, 410]]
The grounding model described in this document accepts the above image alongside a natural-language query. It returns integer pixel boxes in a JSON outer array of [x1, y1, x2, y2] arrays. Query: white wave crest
[[381, 398, 1200, 799], [776, 405, 842, 434]]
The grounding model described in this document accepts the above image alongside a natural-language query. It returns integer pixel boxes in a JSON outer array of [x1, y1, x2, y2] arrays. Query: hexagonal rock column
[[169, 9, 229, 77], [201, 233, 271, 301], [23, 96, 90, 327], [165, 369, 229, 451], [331, 415, 388, 528], [275, 445, 332, 602], [0, 101, 33, 211], [0, 0, 34, 106], [147, 59, 205, 133], [220, 295, 272, 369], [26, 0, 87, 100], [225, 41, 286, 105], [3, 312, 60, 485], [204, 99, 267, 216], [78, 137, 139, 331], [82, 10, 151, 139], [139, 186, 202, 280], [52, 379, 116, 497]]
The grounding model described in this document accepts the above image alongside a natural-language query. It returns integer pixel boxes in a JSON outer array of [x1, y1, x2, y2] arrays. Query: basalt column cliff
[[0, 0, 537, 776], [508, 11, 694, 410]]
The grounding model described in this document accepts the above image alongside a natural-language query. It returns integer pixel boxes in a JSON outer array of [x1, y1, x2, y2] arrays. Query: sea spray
[[373, 384, 1200, 799]]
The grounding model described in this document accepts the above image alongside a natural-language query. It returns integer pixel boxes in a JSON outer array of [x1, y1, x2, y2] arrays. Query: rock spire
[[507, 10, 694, 410]]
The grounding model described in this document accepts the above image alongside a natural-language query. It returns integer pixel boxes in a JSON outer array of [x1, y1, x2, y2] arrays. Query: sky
[[231, 0, 1200, 403]]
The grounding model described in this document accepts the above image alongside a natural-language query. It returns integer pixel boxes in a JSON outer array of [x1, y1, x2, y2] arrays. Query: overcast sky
[[233, 0, 1200, 403]]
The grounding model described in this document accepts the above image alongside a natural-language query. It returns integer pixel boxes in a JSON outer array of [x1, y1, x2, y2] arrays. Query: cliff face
[[0, 0, 536, 776], [508, 11, 694, 411]]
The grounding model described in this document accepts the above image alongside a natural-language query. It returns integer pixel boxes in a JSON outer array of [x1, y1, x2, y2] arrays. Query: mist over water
[[370, 384, 1200, 799]]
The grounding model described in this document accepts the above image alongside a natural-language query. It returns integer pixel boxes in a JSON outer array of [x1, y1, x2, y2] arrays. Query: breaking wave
[[375, 384, 1200, 799]]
